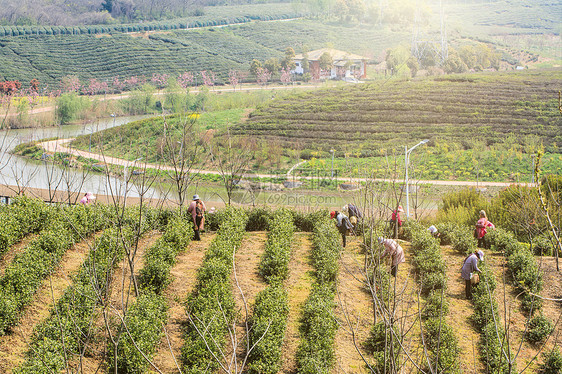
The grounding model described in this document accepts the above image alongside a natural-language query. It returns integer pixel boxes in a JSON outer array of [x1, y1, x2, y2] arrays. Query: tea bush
[[248, 209, 294, 373], [296, 215, 341, 373], [364, 321, 401, 372], [0, 203, 110, 335], [16, 226, 137, 372], [181, 207, 248, 372], [423, 319, 460, 374], [247, 284, 289, 374], [108, 292, 168, 373], [408, 227, 459, 371], [525, 314, 553, 344], [258, 209, 295, 282], [540, 347, 562, 374]]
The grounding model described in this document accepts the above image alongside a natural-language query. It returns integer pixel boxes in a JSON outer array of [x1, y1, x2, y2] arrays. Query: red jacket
[[391, 210, 402, 226]]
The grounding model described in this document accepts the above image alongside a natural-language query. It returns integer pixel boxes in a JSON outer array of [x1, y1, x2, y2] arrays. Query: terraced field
[[0, 203, 558, 372], [235, 70, 562, 153]]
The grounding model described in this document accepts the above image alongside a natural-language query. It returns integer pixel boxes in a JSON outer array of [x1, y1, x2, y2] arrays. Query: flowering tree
[[151, 73, 169, 89], [85, 79, 108, 96], [256, 67, 271, 87], [124, 76, 139, 90], [61, 75, 81, 93], [177, 72, 194, 90], [228, 70, 239, 91], [112, 76, 125, 93], [200, 70, 216, 88], [280, 67, 292, 85]]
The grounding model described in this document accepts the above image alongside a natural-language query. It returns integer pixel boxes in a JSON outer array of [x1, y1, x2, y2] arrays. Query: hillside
[[0, 202, 559, 372], [0, 19, 408, 86], [0, 1, 560, 86], [234, 70, 562, 153]]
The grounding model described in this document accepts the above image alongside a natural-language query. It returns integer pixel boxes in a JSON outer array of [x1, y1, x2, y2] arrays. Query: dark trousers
[[338, 226, 347, 247], [391, 264, 398, 277], [194, 216, 202, 241], [465, 279, 472, 300]]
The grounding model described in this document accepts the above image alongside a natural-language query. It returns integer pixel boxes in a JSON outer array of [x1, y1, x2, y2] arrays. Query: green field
[[0, 0, 560, 87], [235, 70, 562, 154]]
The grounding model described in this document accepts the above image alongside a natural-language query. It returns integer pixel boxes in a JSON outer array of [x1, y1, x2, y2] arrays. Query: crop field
[[0, 201, 559, 373], [0, 18, 410, 86], [235, 70, 562, 153]]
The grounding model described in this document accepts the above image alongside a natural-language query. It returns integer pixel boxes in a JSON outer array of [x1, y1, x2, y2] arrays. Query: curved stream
[[0, 115, 158, 199]]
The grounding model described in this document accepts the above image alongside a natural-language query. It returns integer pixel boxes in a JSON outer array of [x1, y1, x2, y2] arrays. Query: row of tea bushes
[[181, 207, 248, 371], [0, 196, 54, 258], [0, 203, 109, 335], [108, 216, 193, 372], [296, 217, 341, 373], [486, 228, 553, 343], [247, 209, 294, 373], [410, 229, 461, 373], [15, 226, 138, 372]]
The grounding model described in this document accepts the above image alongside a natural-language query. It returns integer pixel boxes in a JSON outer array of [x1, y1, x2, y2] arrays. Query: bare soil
[[280, 232, 315, 374], [333, 236, 372, 373], [231, 232, 268, 365], [151, 233, 215, 373], [0, 234, 37, 277], [0, 236, 95, 372]]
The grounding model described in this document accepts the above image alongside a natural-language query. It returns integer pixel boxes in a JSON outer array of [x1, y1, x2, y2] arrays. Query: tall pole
[[405, 145, 409, 219], [330, 149, 335, 178], [405, 139, 429, 219]]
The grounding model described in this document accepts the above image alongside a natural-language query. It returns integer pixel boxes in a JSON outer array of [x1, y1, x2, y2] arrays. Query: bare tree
[[209, 129, 255, 205]]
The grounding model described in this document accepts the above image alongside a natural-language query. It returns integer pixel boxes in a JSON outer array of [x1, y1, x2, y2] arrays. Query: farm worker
[[331, 211, 353, 248], [188, 194, 206, 241], [461, 249, 483, 300], [343, 203, 362, 229], [392, 206, 404, 226], [427, 225, 440, 238], [378, 237, 405, 277], [79, 192, 95, 205], [390, 205, 404, 238], [475, 210, 495, 248]]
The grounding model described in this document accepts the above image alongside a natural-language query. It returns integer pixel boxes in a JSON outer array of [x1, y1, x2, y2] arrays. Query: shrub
[[247, 284, 289, 374], [423, 319, 460, 374], [525, 315, 553, 344], [532, 233, 554, 256], [423, 290, 449, 320], [540, 348, 562, 374], [258, 209, 294, 282], [246, 206, 273, 231], [364, 321, 401, 372], [108, 293, 168, 373], [296, 285, 338, 374]]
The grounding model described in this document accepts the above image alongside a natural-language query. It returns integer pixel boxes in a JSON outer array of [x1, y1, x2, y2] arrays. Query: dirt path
[[442, 245, 483, 373], [0, 236, 95, 372], [280, 232, 315, 374], [151, 233, 215, 373], [79, 231, 161, 372], [231, 232, 268, 364], [0, 234, 37, 277], [333, 237, 372, 373], [38, 138, 522, 188]]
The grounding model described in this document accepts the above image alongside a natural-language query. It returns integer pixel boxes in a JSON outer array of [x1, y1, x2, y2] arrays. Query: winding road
[[39, 138, 527, 188]]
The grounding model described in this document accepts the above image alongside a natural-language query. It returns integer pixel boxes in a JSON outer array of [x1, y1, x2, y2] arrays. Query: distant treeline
[[0, 11, 304, 37]]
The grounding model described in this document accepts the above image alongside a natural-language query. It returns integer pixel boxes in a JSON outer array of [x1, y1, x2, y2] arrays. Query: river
[[0, 115, 349, 208], [0, 115, 157, 199]]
